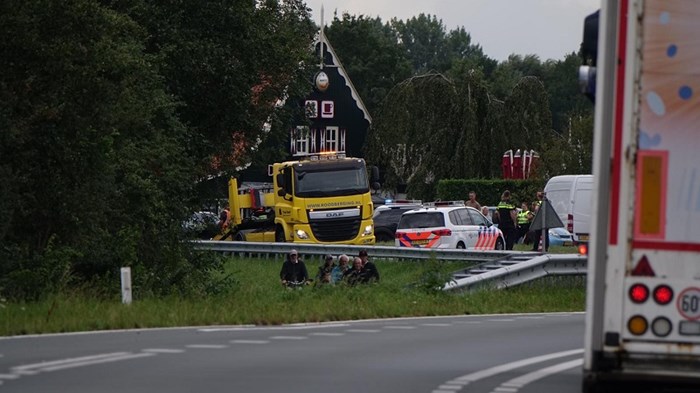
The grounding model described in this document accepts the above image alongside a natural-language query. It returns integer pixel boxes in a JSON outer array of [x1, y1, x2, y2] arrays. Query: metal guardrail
[[443, 253, 587, 292], [193, 241, 587, 291], [193, 240, 527, 262]]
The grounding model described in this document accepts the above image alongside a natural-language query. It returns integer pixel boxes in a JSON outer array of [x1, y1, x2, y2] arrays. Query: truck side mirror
[[579, 9, 599, 103], [276, 173, 285, 188], [371, 182, 381, 191], [371, 166, 380, 183]]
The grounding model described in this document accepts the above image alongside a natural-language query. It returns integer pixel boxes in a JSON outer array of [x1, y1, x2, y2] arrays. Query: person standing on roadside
[[497, 190, 518, 250], [279, 249, 308, 286], [465, 191, 482, 211], [517, 202, 534, 244], [358, 249, 380, 283]]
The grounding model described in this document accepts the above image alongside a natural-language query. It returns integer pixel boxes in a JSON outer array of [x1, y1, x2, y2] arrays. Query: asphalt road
[[0, 313, 585, 393]]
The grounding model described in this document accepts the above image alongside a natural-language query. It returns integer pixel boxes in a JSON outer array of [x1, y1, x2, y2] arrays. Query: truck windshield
[[294, 162, 369, 197]]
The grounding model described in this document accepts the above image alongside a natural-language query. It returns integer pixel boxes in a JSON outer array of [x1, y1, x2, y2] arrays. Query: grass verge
[[0, 254, 585, 336]]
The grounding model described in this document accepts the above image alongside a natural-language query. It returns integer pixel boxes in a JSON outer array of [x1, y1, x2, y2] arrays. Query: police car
[[395, 201, 505, 250]]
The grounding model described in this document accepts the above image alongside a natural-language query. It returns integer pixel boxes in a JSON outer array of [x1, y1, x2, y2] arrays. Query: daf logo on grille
[[326, 212, 344, 218]]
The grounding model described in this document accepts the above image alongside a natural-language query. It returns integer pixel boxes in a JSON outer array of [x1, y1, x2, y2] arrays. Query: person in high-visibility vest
[[517, 202, 534, 244]]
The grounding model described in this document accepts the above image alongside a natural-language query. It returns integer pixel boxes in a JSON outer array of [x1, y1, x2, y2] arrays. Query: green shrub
[[436, 178, 545, 207]]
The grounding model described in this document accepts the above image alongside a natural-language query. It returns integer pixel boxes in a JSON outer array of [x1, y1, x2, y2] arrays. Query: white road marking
[[41, 353, 155, 372], [12, 352, 130, 372], [422, 323, 452, 327], [487, 319, 515, 322], [309, 332, 345, 337], [432, 348, 584, 392], [438, 384, 463, 390], [12, 370, 38, 376], [142, 348, 184, 354], [491, 358, 583, 393], [455, 321, 482, 324], [346, 329, 381, 333], [453, 349, 582, 383], [515, 316, 544, 319], [0, 374, 20, 380], [199, 323, 349, 332], [185, 344, 228, 349], [493, 387, 518, 392], [230, 340, 269, 344], [269, 336, 308, 340], [11, 352, 155, 374], [383, 325, 416, 329]]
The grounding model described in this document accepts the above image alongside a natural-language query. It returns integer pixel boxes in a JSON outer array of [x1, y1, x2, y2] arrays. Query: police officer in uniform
[[497, 190, 518, 250], [517, 202, 533, 244]]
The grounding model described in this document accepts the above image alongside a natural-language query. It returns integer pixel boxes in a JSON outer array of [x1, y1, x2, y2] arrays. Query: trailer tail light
[[432, 229, 452, 236], [653, 285, 673, 305], [567, 214, 574, 233], [629, 284, 649, 304], [651, 317, 672, 337], [628, 315, 648, 335]]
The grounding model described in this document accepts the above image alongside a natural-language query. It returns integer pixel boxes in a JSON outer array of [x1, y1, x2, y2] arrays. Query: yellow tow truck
[[216, 153, 378, 245]]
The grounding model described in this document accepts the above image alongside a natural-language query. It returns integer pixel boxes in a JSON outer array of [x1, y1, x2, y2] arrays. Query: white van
[[543, 175, 593, 243]]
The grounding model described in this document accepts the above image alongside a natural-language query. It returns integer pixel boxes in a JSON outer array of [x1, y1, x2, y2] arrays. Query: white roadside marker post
[[120, 267, 132, 304]]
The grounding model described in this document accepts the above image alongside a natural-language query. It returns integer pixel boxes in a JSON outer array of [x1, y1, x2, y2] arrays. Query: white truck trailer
[[582, 0, 700, 391]]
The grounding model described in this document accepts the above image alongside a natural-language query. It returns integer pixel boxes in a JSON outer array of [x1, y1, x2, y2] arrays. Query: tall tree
[[0, 0, 318, 300], [367, 73, 462, 200], [324, 13, 412, 117], [542, 52, 593, 133], [110, 0, 317, 177], [0, 0, 197, 298], [392, 14, 450, 74]]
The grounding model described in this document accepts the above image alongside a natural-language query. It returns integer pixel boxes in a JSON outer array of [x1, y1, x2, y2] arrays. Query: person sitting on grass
[[358, 249, 380, 283], [279, 249, 308, 287], [343, 257, 365, 286], [331, 254, 350, 284], [315, 254, 335, 285]]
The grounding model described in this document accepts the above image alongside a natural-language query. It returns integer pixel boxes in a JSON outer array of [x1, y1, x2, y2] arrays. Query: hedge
[[436, 178, 546, 208]]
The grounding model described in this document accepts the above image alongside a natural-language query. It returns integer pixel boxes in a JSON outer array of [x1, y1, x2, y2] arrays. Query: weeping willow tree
[[504, 76, 552, 152], [366, 73, 461, 200], [539, 112, 594, 177], [367, 72, 553, 200]]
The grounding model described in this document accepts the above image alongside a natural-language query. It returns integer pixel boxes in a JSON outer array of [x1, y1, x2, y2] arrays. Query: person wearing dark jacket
[[497, 190, 518, 250], [358, 249, 380, 283], [343, 257, 365, 286], [279, 249, 308, 286]]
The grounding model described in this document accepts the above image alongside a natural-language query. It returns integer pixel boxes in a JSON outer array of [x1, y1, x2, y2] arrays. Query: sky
[[304, 0, 600, 62]]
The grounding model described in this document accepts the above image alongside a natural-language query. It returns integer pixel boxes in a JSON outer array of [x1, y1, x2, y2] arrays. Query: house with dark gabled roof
[[291, 27, 371, 159]]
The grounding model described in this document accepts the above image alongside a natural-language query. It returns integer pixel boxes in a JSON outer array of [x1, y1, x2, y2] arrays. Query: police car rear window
[[397, 212, 445, 229]]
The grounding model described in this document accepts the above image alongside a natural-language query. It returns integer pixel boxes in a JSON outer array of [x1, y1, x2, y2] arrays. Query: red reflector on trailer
[[631, 255, 655, 277], [653, 285, 673, 305], [629, 284, 649, 303]]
